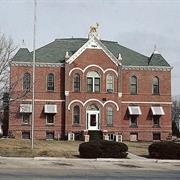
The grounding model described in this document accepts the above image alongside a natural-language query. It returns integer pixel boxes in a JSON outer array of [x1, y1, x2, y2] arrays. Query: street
[[0, 168, 179, 180], [0, 157, 180, 179]]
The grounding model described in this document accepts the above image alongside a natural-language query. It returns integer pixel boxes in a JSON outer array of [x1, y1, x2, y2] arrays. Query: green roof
[[12, 38, 170, 67], [13, 48, 32, 62]]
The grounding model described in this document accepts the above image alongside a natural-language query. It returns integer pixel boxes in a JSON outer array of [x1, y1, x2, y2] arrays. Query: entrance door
[[87, 111, 99, 130]]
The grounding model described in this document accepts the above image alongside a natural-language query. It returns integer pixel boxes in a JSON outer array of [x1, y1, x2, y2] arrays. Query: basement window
[[22, 131, 30, 139]]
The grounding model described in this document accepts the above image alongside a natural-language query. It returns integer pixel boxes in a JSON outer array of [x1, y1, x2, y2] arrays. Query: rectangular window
[[87, 77, 93, 92], [22, 131, 30, 139], [46, 114, 55, 124], [47, 83, 54, 91], [108, 134, 115, 141], [131, 85, 137, 95], [153, 132, 161, 140], [153, 116, 160, 127], [107, 76, 114, 93], [46, 131, 54, 140], [94, 78, 100, 92], [130, 115, 138, 127], [106, 108, 113, 126], [22, 114, 31, 124], [74, 74, 80, 92], [130, 133, 138, 141], [74, 81, 80, 92], [153, 86, 159, 95], [47, 74, 54, 91]]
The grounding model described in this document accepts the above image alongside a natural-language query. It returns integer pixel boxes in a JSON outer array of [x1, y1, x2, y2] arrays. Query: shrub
[[79, 140, 128, 158], [148, 141, 180, 159]]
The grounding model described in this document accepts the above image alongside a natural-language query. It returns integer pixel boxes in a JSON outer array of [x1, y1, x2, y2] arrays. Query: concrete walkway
[[127, 152, 147, 160]]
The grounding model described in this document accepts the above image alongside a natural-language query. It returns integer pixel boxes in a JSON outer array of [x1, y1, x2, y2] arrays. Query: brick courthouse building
[[9, 28, 172, 141]]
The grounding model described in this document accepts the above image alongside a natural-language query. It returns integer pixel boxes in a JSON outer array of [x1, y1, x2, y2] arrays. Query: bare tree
[[0, 33, 16, 100]]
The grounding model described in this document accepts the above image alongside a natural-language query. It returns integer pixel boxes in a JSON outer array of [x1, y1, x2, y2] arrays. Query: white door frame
[[86, 110, 100, 130]]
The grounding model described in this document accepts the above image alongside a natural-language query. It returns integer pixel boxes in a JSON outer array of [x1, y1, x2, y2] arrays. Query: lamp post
[[31, 0, 37, 149]]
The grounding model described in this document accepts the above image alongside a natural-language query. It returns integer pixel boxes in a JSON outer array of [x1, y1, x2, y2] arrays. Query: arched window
[[47, 73, 54, 91], [73, 105, 80, 124], [23, 72, 30, 91], [106, 107, 113, 126], [74, 73, 80, 92], [87, 71, 100, 92], [130, 76, 137, 95], [153, 77, 160, 95], [106, 74, 114, 93]]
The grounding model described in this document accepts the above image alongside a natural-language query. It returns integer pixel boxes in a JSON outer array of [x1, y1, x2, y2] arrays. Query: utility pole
[[31, 0, 37, 149]]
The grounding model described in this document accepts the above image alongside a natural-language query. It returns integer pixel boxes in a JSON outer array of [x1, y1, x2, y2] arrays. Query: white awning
[[44, 104, 57, 113], [128, 106, 142, 115], [151, 106, 165, 115], [20, 104, 32, 113]]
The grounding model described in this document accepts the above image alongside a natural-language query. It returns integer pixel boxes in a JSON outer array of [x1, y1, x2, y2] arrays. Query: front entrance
[[86, 104, 100, 130]]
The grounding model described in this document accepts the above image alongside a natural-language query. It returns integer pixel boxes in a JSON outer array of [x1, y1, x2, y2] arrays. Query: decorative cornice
[[11, 62, 65, 67], [122, 101, 172, 105], [66, 36, 121, 66], [69, 65, 118, 76], [68, 99, 119, 111], [122, 66, 172, 71]]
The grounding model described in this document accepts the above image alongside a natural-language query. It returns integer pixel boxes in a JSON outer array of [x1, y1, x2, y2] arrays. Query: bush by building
[[79, 140, 128, 158], [148, 141, 180, 159]]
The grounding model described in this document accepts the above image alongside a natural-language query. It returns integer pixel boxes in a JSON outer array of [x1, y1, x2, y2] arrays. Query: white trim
[[68, 99, 119, 111], [66, 36, 120, 66], [84, 64, 104, 74], [11, 62, 64, 67], [68, 100, 84, 110], [122, 101, 172, 105], [86, 110, 100, 130], [122, 66, 172, 71], [15, 99, 65, 102], [69, 65, 118, 76], [104, 100, 119, 111], [69, 68, 83, 75], [104, 69, 118, 76], [84, 99, 104, 107]]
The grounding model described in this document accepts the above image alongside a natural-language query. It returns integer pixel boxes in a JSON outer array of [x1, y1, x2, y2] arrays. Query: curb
[[1, 156, 180, 163]]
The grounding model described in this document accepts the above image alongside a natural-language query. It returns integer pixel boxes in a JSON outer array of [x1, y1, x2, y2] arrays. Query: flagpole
[[32, 0, 37, 149]]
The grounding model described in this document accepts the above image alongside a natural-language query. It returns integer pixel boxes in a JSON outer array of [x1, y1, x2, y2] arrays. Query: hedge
[[148, 141, 180, 159], [79, 140, 128, 158]]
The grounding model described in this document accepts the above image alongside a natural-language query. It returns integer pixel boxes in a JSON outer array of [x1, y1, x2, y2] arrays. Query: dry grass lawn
[[0, 139, 151, 157], [0, 139, 81, 158], [124, 141, 152, 157]]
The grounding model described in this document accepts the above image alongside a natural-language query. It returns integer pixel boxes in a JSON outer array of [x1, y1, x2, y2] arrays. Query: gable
[[66, 36, 121, 66]]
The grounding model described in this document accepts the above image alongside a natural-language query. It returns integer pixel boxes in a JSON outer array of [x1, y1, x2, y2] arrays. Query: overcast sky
[[0, 0, 180, 95]]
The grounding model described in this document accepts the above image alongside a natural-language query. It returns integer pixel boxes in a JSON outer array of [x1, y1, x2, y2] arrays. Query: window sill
[[107, 125, 114, 127], [130, 94, 138, 95], [153, 125, 161, 128], [106, 91, 114, 94], [47, 90, 55, 93], [21, 123, 30, 126], [72, 124, 81, 127], [130, 125, 138, 128], [152, 94, 160, 96], [46, 124, 55, 126]]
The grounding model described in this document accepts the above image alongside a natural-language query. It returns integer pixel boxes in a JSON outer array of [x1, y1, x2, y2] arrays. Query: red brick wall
[[9, 65, 65, 139], [9, 47, 172, 141], [65, 49, 121, 135]]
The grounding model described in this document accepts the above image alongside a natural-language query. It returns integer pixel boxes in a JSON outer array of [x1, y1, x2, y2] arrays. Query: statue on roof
[[88, 23, 100, 39]]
